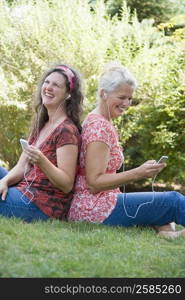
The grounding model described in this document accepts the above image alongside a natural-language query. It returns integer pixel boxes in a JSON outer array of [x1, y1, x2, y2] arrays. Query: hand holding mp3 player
[[20, 138, 30, 150], [157, 155, 168, 164]]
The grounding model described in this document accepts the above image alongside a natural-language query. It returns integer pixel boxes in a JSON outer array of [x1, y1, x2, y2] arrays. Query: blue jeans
[[103, 191, 185, 227], [0, 167, 49, 222]]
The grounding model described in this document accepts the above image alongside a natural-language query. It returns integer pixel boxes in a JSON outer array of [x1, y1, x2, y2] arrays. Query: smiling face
[[102, 83, 134, 119], [41, 71, 69, 108]]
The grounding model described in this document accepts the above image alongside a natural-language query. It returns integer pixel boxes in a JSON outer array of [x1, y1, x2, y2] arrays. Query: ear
[[100, 89, 108, 100]]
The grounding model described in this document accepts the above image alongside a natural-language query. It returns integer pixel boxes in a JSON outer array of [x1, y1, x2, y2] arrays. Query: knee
[[167, 191, 184, 205], [0, 167, 8, 179], [166, 191, 181, 198]]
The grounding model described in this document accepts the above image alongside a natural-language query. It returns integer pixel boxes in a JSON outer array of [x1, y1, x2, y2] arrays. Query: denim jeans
[[0, 167, 49, 222], [103, 191, 185, 227]]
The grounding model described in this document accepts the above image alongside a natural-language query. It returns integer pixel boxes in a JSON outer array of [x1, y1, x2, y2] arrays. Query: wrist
[[37, 152, 47, 168], [132, 167, 143, 181], [0, 177, 8, 185]]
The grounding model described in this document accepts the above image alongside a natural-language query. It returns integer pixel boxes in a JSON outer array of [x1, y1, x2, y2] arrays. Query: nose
[[45, 82, 53, 91], [125, 98, 132, 106], [123, 98, 131, 106], [46, 84, 52, 91]]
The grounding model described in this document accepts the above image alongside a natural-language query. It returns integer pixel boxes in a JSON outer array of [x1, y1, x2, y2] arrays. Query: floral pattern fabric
[[68, 113, 123, 223]]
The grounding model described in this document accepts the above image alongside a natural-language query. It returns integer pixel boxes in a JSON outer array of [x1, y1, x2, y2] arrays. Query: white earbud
[[103, 92, 108, 100], [65, 94, 71, 100]]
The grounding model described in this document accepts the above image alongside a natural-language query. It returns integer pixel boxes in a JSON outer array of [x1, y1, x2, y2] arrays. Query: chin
[[115, 112, 123, 118], [42, 102, 50, 108], [112, 114, 120, 119]]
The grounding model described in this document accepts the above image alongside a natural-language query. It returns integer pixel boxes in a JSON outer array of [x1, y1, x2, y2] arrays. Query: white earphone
[[65, 94, 71, 100], [103, 91, 108, 100]]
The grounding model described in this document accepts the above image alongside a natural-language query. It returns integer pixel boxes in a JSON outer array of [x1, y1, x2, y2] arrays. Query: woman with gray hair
[[68, 61, 185, 238]]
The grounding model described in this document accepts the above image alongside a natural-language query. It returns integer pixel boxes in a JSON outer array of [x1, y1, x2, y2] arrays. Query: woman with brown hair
[[0, 63, 83, 222]]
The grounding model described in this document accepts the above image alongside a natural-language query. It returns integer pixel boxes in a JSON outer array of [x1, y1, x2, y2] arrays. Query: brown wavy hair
[[29, 63, 83, 137]]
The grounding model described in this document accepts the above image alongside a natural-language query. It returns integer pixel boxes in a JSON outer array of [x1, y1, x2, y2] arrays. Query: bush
[[115, 42, 185, 185], [103, 0, 185, 24], [0, 0, 110, 167], [0, 0, 185, 186]]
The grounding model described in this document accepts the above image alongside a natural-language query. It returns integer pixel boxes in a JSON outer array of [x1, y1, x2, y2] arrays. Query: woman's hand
[[23, 145, 44, 165], [22, 144, 78, 194], [0, 179, 8, 200], [137, 160, 166, 179]]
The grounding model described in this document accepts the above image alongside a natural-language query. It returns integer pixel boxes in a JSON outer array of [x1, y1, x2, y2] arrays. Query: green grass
[[0, 217, 185, 278]]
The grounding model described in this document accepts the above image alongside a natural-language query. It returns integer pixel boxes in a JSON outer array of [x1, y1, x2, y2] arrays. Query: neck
[[93, 101, 111, 122], [47, 105, 67, 125]]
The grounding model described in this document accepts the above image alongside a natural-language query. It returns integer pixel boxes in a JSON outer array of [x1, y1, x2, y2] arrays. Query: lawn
[[0, 217, 185, 278]]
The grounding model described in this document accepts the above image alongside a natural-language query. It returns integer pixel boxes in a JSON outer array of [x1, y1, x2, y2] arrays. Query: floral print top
[[68, 113, 123, 223]]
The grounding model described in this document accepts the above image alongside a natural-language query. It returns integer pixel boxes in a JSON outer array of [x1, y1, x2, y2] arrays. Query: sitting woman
[[68, 61, 185, 238], [0, 63, 83, 222]]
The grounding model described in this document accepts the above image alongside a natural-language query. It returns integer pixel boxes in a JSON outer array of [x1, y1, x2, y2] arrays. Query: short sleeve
[[83, 119, 111, 148], [55, 126, 79, 149]]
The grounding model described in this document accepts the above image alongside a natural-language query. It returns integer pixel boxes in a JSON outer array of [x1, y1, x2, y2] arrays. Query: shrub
[[1, 0, 185, 186], [103, 0, 185, 24]]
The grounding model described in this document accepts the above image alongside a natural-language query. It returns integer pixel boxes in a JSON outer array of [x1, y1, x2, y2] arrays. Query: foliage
[[1, 217, 185, 277], [103, 0, 185, 24], [115, 43, 185, 185], [0, 104, 30, 167], [158, 14, 185, 39], [0, 0, 110, 167], [0, 0, 185, 186]]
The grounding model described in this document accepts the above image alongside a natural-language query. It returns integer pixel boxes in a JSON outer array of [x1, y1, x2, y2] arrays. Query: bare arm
[[86, 141, 166, 193], [24, 144, 78, 194]]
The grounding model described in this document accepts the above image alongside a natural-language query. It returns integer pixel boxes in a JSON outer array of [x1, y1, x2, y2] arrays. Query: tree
[[90, 0, 185, 24], [1, 0, 185, 186]]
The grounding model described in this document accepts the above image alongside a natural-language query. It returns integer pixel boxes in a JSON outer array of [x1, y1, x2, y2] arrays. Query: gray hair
[[98, 61, 138, 95]]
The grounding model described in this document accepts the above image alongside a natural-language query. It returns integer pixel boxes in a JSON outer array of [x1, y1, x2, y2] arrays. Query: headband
[[56, 65, 76, 91]]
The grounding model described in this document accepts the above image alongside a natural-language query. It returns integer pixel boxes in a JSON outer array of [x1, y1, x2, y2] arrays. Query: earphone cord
[[106, 100, 158, 218], [21, 163, 36, 204], [20, 102, 64, 204], [122, 170, 157, 219]]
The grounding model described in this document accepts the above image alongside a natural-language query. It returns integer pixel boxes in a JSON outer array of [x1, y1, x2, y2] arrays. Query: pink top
[[68, 113, 123, 223]]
